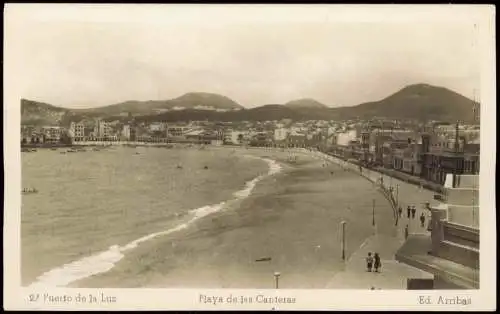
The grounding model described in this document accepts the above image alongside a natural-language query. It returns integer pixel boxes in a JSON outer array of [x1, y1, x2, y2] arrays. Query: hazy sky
[[5, 4, 486, 109]]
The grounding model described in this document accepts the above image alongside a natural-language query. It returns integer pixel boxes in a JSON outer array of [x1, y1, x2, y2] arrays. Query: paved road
[[309, 151, 435, 289]]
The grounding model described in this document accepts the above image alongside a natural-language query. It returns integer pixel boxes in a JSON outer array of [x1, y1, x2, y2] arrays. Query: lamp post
[[340, 221, 346, 261], [372, 199, 376, 227], [274, 272, 281, 289], [396, 184, 399, 207]]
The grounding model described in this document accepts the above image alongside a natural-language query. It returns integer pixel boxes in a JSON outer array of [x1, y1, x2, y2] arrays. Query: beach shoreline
[[63, 146, 397, 289], [27, 151, 281, 288]]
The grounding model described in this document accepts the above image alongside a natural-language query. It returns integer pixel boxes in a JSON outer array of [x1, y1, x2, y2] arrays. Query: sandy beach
[[69, 146, 395, 289]]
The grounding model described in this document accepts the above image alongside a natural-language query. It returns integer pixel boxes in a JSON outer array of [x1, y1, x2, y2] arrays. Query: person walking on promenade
[[398, 206, 403, 218], [420, 213, 426, 228], [407, 206, 411, 219], [411, 206, 416, 219], [373, 253, 381, 273], [366, 252, 374, 272], [404, 224, 409, 240]]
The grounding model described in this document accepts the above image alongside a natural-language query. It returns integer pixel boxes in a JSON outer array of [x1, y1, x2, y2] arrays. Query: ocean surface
[[21, 146, 272, 287], [22, 146, 399, 289]]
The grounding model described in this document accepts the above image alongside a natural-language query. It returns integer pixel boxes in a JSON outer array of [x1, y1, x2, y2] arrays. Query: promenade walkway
[[305, 150, 435, 289]]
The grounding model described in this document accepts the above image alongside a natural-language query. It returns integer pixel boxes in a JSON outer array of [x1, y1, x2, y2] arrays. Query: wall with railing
[[441, 174, 480, 228]]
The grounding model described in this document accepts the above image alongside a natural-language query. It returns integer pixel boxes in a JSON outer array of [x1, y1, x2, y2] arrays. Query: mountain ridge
[[21, 84, 480, 125], [285, 98, 329, 109]]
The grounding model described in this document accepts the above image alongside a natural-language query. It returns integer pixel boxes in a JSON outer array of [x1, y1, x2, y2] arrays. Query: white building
[[149, 122, 167, 132], [335, 130, 358, 146], [69, 122, 85, 141], [94, 119, 111, 138], [274, 128, 289, 141], [122, 125, 131, 140]]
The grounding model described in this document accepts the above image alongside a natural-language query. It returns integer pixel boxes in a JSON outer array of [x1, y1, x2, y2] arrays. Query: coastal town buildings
[[167, 124, 191, 137], [122, 124, 131, 140], [335, 130, 357, 146], [274, 127, 289, 142], [69, 122, 85, 141], [21, 118, 480, 191], [93, 119, 111, 139], [149, 122, 167, 132], [396, 173, 479, 289], [42, 126, 63, 143]]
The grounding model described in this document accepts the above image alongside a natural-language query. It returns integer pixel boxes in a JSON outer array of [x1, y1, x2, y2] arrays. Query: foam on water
[[29, 156, 281, 288]]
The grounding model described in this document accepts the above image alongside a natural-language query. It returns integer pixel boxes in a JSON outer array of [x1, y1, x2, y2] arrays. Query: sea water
[[22, 146, 273, 287]]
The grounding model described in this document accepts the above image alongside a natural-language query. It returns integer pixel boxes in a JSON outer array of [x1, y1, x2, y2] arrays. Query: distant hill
[[165, 92, 244, 110], [21, 84, 479, 125], [285, 98, 328, 109], [332, 84, 479, 123], [78, 92, 244, 116], [135, 104, 306, 123], [21, 99, 69, 126]]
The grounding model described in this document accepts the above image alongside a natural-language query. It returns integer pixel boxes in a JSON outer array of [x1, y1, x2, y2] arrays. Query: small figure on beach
[[404, 224, 409, 240], [176, 165, 183, 169], [398, 206, 403, 217], [366, 252, 374, 272], [204, 166, 209, 169], [330, 171, 334, 175], [373, 253, 381, 272], [411, 206, 416, 219], [407, 206, 411, 219], [420, 213, 426, 228]]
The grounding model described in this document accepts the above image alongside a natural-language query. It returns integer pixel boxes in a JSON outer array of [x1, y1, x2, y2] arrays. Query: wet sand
[[72, 148, 395, 288]]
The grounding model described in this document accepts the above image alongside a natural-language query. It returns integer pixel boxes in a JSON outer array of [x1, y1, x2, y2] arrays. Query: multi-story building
[[129, 125, 137, 141], [392, 142, 422, 176], [69, 122, 85, 141], [122, 124, 131, 140], [167, 125, 191, 137], [396, 173, 479, 289], [335, 130, 358, 146], [42, 126, 63, 143], [286, 131, 306, 148], [149, 122, 167, 132], [274, 127, 289, 142], [94, 119, 111, 139], [419, 133, 480, 185]]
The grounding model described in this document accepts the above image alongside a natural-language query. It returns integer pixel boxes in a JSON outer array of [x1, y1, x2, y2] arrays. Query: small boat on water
[[21, 148, 30, 152], [51, 148, 57, 151], [22, 188, 38, 194], [67, 149, 78, 153], [30, 149, 37, 152]]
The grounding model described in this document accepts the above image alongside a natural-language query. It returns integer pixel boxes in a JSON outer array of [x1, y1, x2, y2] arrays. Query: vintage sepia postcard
[[3, 3, 496, 311]]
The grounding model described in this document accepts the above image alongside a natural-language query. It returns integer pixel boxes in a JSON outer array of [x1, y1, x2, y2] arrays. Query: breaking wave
[[29, 157, 281, 288]]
